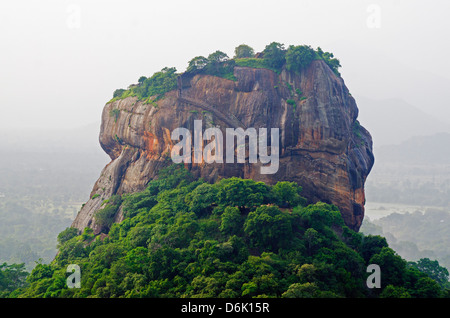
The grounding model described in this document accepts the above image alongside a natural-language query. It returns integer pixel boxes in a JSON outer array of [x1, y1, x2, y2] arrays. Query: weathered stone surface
[[71, 60, 374, 233]]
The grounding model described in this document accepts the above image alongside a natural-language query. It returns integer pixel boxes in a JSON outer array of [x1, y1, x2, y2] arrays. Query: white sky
[[1, 0, 449, 129]]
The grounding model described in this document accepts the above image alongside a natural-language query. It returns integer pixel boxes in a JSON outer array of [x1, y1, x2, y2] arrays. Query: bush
[[316, 47, 341, 75], [271, 181, 306, 207], [262, 42, 286, 69], [244, 205, 293, 251], [285, 45, 316, 72], [286, 99, 296, 107], [220, 206, 242, 235], [187, 56, 209, 73], [234, 44, 255, 58], [57, 227, 78, 247], [113, 89, 126, 98], [135, 67, 178, 100], [94, 195, 122, 232]]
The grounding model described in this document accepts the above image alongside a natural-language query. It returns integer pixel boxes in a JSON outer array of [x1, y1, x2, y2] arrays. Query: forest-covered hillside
[[2, 165, 448, 298]]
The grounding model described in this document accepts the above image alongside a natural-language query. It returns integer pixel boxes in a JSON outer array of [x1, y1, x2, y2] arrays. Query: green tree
[[216, 178, 270, 209], [185, 183, 217, 217], [204, 50, 234, 79], [316, 47, 341, 75], [295, 202, 344, 231], [57, 227, 78, 248], [379, 285, 411, 298], [360, 235, 388, 263], [285, 45, 316, 72], [113, 88, 126, 98], [207, 50, 229, 63], [26, 261, 53, 284], [234, 44, 255, 58], [369, 247, 407, 288], [220, 206, 242, 235], [134, 67, 178, 100], [138, 76, 147, 85], [12, 164, 447, 299], [409, 258, 449, 288], [304, 228, 319, 256], [0, 263, 28, 296], [94, 195, 122, 232], [262, 42, 286, 69], [412, 276, 442, 298], [186, 56, 209, 73], [244, 205, 292, 251], [271, 181, 306, 208], [282, 282, 337, 298], [81, 227, 94, 242]]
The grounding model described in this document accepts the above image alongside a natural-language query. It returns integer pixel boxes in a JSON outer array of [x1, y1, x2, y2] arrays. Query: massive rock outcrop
[[71, 60, 374, 233]]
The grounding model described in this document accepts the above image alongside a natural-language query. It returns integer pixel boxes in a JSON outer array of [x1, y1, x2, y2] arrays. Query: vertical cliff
[[71, 59, 374, 233]]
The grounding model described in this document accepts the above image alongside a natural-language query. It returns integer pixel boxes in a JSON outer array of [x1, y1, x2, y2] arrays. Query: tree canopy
[[234, 44, 255, 59], [110, 42, 342, 104], [6, 164, 448, 298]]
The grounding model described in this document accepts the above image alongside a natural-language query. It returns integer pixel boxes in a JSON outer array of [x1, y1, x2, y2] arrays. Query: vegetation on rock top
[[109, 42, 341, 104]]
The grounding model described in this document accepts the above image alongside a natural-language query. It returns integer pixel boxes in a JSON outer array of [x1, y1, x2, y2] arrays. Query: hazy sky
[[1, 0, 449, 130]]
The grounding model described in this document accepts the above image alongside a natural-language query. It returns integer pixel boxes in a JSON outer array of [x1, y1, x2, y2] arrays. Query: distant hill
[[361, 208, 450, 270], [0, 122, 105, 153], [364, 132, 450, 207], [375, 133, 450, 165], [334, 39, 450, 126], [355, 96, 450, 147]]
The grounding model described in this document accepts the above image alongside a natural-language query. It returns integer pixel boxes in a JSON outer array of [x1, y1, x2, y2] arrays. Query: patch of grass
[[235, 58, 280, 73], [220, 72, 237, 81]]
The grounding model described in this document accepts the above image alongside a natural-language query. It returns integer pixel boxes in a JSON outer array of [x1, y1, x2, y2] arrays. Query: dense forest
[[2, 164, 448, 298], [1, 43, 449, 299]]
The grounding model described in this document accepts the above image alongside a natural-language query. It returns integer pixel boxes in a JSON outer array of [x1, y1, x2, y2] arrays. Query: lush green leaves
[[11, 165, 449, 298], [285, 45, 316, 72], [262, 42, 286, 69], [110, 42, 343, 104], [234, 44, 255, 59], [0, 263, 28, 297]]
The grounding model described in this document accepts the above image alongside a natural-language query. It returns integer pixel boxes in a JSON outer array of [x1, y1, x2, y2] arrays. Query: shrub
[[113, 89, 126, 98], [285, 45, 316, 72], [262, 42, 286, 69], [286, 99, 296, 106], [94, 195, 122, 232], [316, 47, 341, 75], [244, 205, 293, 251], [220, 206, 242, 235], [187, 56, 209, 73], [234, 44, 255, 58], [57, 227, 78, 247]]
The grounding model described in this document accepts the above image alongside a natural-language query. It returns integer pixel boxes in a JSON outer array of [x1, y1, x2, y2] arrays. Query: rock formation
[[71, 59, 374, 233]]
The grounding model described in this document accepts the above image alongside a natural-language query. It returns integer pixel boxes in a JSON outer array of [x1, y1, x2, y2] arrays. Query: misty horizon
[[1, 1, 450, 131]]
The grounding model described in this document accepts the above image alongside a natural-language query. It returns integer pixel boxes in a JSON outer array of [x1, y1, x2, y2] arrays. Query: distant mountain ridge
[[355, 96, 450, 147]]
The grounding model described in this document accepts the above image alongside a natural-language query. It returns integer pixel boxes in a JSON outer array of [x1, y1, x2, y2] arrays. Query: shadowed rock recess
[[72, 60, 374, 234]]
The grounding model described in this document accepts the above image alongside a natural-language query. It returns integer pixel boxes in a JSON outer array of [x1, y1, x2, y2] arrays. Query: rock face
[[71, 60, 374, 233]]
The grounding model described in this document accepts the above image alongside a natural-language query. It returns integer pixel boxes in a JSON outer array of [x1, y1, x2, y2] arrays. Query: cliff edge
[[71, 59, 374, 233]]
